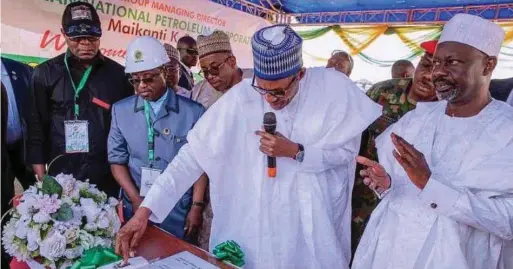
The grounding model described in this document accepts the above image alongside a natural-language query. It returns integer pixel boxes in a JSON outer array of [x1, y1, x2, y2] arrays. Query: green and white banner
[[1, 0, 271, 67]]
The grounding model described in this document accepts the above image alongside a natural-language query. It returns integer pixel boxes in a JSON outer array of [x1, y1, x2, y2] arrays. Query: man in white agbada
[[352, 14, 513, 269], [115, 24, 381, 268]]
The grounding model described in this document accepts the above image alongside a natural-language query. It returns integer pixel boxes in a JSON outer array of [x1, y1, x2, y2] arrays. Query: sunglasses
[[129, 72, 162, 86], [68, 36, 100, 43], [251, 75, 298, 98], [178, 48, 198, 55], [199, 57, 230, 78]]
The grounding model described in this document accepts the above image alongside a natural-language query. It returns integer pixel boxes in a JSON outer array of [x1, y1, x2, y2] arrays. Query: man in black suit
[[489, 77, 513, 105], [1, 57, 35, 190], [1, 77, 16, 269], [177, 36, 198, 91]]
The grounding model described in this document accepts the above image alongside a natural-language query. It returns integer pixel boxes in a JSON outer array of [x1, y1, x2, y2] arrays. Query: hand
[[255, 130, 299, 159], [184, 206, 203, 236], [32, 164, 46, 181], [115, 208, 150, 263], [391, 133, 431, 189], [356, 156, 391, 194]]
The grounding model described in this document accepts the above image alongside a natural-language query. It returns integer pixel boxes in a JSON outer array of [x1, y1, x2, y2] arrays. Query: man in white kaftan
[[352, 14, 513, 269], [116, 25, 381, 269]]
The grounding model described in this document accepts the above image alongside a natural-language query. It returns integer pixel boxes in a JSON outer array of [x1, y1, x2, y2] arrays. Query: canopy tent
[[210, 0, 513, 25], [210, 0, 513, 84]]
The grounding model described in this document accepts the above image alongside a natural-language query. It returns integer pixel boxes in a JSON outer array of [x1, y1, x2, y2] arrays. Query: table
[[136, 225, 237, 269]]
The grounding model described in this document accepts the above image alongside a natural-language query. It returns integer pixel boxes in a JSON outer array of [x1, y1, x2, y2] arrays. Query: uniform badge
[[163, 128, 170, 135], [134, 50, 144, 63]]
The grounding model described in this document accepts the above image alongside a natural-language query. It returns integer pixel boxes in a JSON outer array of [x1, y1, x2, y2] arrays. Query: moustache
[[432, 76, 455, 86]]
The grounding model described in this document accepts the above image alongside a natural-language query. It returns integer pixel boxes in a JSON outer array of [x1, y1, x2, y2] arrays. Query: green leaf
[[51, 203, 73, 221], [41, 175, 63, 198]]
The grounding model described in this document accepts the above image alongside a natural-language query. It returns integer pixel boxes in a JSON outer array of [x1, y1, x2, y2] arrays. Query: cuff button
[[430, 203, 437, 209]]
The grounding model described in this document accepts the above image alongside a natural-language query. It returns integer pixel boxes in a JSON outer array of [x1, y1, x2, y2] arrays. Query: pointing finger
[[356, 156, 379, 168]]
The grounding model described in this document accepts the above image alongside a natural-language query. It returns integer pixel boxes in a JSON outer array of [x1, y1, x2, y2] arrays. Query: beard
[[436, 88, 459, 101], [434, 78, 459, 102]]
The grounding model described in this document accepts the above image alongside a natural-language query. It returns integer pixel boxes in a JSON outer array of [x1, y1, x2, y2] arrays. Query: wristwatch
[[295, 143, 305, 163]]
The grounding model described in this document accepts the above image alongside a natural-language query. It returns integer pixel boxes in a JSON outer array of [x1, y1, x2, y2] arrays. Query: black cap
[[62, 2, 102, 38]]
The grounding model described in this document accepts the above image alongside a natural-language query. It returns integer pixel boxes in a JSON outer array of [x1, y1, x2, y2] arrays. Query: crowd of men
[[1, 2, 513, 269]]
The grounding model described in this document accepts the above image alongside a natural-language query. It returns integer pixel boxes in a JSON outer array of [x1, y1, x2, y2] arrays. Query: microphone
[[263, 112, 277, 178]]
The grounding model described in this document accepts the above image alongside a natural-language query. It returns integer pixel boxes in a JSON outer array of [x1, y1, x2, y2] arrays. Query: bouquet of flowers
[[2, 174, 122, 269]]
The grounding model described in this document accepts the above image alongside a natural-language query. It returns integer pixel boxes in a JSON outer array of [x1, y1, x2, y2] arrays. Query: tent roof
[[211, 0, 513, 24], [244, 0, 512, 13]]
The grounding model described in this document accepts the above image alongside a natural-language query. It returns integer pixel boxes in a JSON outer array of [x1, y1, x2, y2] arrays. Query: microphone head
[[263, 112, 277, 133]]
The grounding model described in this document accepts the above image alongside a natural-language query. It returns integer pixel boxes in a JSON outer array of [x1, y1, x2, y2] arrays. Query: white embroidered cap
[[439, 14, 505, 57]]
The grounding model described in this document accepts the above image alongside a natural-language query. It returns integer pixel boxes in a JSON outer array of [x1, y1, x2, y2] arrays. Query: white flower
[[93, 237, 112, 248], [64, 227, 79, 244], [80, 198, 101, 223], [63, 246, 83, 259], [107, 208, 121, 234], [76, 181, 90, 191], [96, 211, 110, 229], [39, 232, 66, 260], [54, 173, 76, 196], [69, 206, 83, 226], [33, 212, 51, 224], [14, 222, 29, 239], [70, 188, 81, 200], [24, 186, 39, 195], [84, 222, 98, 232], [2, 219, 23, 259], [16, 189, 39, 216], [60, 197, 73, 206], [34, 194, 61, 214], [78, 230, 94, 249], [26, 228, 41, 252]]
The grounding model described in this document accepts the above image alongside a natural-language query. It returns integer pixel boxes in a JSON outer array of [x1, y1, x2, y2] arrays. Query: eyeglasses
[[178, 48, 198, 55], [164, 64, 180, 73], [129, 72, 162, 86], [198, 57, 231, 78], [68, 36, 100, 43], [251, 75, 298, 98]]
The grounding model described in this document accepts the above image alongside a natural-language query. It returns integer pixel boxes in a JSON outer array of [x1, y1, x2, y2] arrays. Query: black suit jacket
[[489, 77, 513, 102], [178, 64, 194, 91], [1, 57, 33, 159]]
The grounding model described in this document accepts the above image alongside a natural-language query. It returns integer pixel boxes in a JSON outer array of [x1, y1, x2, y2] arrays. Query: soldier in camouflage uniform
[[351, 40, 439, 257]]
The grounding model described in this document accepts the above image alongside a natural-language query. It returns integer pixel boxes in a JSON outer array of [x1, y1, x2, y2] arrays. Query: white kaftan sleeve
[[419, 177, 513, 240], [140, 144, 204, 223], [300, 140, 358, 173]]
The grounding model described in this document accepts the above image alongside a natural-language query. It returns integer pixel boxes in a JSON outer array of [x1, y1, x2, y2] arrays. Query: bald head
[[391, 60, 415, 79], [326, 51, 354, 77]]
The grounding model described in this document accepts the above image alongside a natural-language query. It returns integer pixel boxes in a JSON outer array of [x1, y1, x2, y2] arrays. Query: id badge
[[64, 120, 89, 153], [140, 167, 162, 197]]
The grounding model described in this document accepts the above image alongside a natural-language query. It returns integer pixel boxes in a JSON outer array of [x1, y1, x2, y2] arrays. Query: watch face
[[296, 151, 305, 162]]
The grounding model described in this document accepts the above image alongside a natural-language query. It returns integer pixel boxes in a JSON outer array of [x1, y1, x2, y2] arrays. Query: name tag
[[140, 167, 162, 197], [64, 120, 89, 153]]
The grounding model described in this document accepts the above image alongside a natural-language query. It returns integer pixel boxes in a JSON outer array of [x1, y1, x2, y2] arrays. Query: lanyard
[[64, 51, 93, 119], [143, 100, 155, 163]]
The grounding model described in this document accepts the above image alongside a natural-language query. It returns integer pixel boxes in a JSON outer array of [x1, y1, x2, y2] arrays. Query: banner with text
[[1, 0, 271, 68]]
